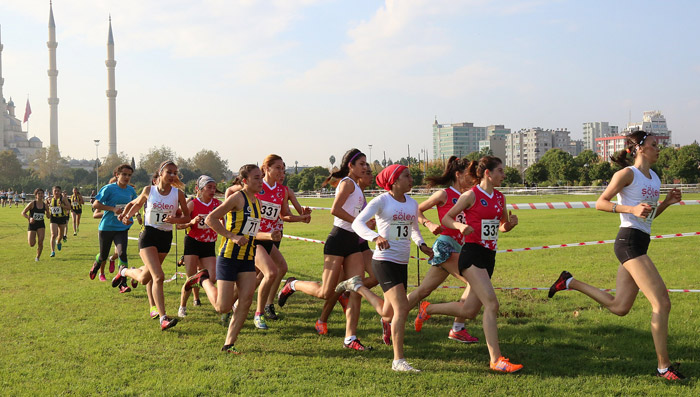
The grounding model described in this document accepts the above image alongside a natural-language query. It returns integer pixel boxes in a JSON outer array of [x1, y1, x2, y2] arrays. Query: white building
[[478, 125, 510, 161], [583, 122, 618, 152], [595, 111, 672, 161], [505, 128, 572, 171]]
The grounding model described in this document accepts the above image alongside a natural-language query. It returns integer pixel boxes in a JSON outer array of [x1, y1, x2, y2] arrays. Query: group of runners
[[19, 132, 688, 378], [1, 189, 26, 207]]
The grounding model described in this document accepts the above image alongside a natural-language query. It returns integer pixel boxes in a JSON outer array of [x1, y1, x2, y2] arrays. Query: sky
[[1, 0, 699, 169]]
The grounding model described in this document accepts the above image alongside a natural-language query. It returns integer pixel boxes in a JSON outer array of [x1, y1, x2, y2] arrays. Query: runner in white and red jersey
[[425, 156, 523, 373], [411, 156, 479, 344], [177, 175, 222, 318]]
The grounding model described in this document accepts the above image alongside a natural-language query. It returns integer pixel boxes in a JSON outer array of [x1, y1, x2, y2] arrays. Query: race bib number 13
[[481, 219, 499, 241], [390, 220, 411, 241]]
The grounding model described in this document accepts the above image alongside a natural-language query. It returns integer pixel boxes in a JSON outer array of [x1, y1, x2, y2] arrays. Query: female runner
[[70, 187, 84, 236], [46, 186, 71, 257], [186, 164, 281, 353], [177, 175, 221, 318], [336, 164, 433, 371], [412, 156, 478, 343], [424, 156, 522, 373], [21, 188, 47, 261], [89, 165, 138, 288], [114, 160, 190, 330], [548, 131, 685, 380], [277, 148, 371, 350]]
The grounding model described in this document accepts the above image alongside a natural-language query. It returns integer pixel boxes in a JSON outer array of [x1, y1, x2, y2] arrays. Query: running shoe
[[490, 356, 523, 373], [160, 316, 179, 331], [35, 257, 39, 262], [119, 283, 132, 293], [63, 236, 67, 243], [448, 328, 479, 343], [338, 291, 349, 313], [178, 306, 187, 318], [392, 359, 421, 372], [177, 255, 185, 267], [264, 304, 279, 320], [111, 266, 125, 288], [315, 320, 327, 335], [221, 344, 240, 355], [184, 269, 209, 291], [548, 271, 573, 298], [381, 319, 392, 346], [193, 299, 201, 307], [254, 314, 268, 330], [57, 243, 62, 251], [335, 275, 363, 293], [277, 277, 297, 307], [131, 278, 138, 289], [221, 312, 232, 327], [150, 306, 159, 319], [89, 261, 101, 280], [109, 258, 115, 273], [99, 274, 107, 282], [343, 338, 372, 351], [50, 251, 55, 257], [414, 301, 431, 332], [656, 364, 685, 380], [73, 232, 77, 236]]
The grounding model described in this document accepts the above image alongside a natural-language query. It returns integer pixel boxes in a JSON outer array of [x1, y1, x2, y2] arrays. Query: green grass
[[1, 194, 698, 395]]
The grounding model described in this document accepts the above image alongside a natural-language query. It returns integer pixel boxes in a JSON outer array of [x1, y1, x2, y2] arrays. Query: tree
[[589, 161, 613, 182], [189, 149, 229, 181], [465, 151, 481, 162], [139, 146, 178, 173], [0, 150, 25, 185], [99, 152, 130, 179], [525, 162, 548, 185], [30, 145, 70, 181], [539, 148, 578, 184], [288, 166, 330, 191], [574, 149, 599, 168], [329, 155, 335, 170], [668, 152, 699, 183], [655, 147, 676, 183], [409, 164, 423, 186], [504, 166, 522, 185]]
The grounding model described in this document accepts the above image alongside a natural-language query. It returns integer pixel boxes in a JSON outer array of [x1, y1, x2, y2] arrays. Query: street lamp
[[94, 139, 100, 192], [368, 145, 373, 171]]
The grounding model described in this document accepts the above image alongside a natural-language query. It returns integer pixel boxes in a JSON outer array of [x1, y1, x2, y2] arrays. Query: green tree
[[0, 150, 25, 185], [574, 149, 599, 167], [589, 161, 613, 182], [655, 147, 676, 183], [29, 145, 70, 181], [465, 151, 481, 162], [525, 162, 548, 185], [540, 148, 578, 184], [504, 166, 522, 185], [99, 152, 130, 179], [139, 146, 178, 174], [409, 164, 423, 186], [189, 149, 229, 181]]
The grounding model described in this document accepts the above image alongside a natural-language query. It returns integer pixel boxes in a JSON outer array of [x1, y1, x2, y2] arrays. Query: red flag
[[23, 99, 32, 123]]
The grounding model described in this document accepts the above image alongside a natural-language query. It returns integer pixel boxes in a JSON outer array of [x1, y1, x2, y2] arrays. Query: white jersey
[[352, 192, 425, 264], [333, 177, 366, 232], [144, 186, 179, 232], [617, 166, 660, 235]]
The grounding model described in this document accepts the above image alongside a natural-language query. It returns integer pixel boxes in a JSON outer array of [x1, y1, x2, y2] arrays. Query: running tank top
[[71, 194, 82, 210], [618, 166, 660, 235], [437, 186, 467, 246], [48, 197, 68, 218], [144, 186, 179, 231], [219, 191, 261, 261], [463, 185, 505, 251], [187, 197, 222, 242], [333, 177, 365, 232], [256, 180, 285, 233], [29, 201, 46, 222]]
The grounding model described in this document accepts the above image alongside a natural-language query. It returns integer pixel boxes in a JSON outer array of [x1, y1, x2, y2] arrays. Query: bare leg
[[293, 256, 344, 299], [463, 267, 501, 363], [36, 229, 44, 259], [126, 248, 167, 316], [342, 253, 365, 339], [224, 272, 257, 346], [266, 246, 288, 306], [180, 255, 200, 308], [254, 247, 278, 315]]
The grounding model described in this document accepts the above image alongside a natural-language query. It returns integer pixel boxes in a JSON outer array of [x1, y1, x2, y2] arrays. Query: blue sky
[[1, 0, 698, 169]]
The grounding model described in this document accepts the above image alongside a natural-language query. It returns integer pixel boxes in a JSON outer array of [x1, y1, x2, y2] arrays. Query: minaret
[[0, 25, 6, 149], [47, 1, 59, 149], [106, 15, 117, 155]]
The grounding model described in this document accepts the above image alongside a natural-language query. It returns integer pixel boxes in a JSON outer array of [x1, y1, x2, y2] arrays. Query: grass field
[[1, 193, 698, 395]]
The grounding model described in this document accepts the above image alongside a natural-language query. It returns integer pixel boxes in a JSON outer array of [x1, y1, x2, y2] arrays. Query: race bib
[[114, 204, 126, 213], [50, 206, 62, 216], [260, 201, 281, 221], [455, 212, 467, 225], [33, 213, 45, 221], [481, 219, 500, 241], [389, 220, 411, 241], [197, 215, 209, 230], [149, 210, 168, 226], [639, 200, 658, 225], [241, 217, 261, 236]]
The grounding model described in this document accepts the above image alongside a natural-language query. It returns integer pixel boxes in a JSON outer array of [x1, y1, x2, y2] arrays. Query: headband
[[197, 175, 216, 190], [348, 151, 364, 166], [376, 164, 408, 191], [159, 160, 175, 174]]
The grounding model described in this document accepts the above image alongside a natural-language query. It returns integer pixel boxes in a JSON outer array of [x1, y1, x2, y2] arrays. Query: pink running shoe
[[99, 274, 107, 282], [448, 328, 479, 343]]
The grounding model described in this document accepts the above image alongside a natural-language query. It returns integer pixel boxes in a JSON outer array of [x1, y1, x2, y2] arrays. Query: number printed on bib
[[242, 217, 261, 236], [197, 215, 209, 230], [481, 219, 499, 241], [455, 212, 467, 225], [149, 210, 168, 226], [639, 200, 658, 225], [33, 213, 45, 221], [390, 220, 411, 241], [50, 206, 62, 216], [260, 201, 281, 221]]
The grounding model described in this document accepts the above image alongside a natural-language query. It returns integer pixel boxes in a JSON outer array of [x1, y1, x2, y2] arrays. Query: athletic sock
[[452, 322, 465, 332], [255, 312, 262, 317], [393, 358, 405, 366], [344, 336, 357, 345], [290, 280, 297, 291], [160, 315, 167, 323], [658, 367, 669, 374], [565, 277, 574, 289], [120, 267, 127, 277]]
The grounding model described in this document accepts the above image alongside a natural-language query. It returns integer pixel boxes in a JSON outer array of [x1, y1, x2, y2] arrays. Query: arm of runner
[[164, 190, 191, 224], [500, 210, 518, 232], [21, 201, 34, 222], [119, 186, 149, 223], [280, 188, 310, 223], [330, 178, 357, 224], [352, 195, 387, 249], [205, 191, 248, 246], [417, 189, 447, 235], [655, 188, 682, 218], [176, 199, 196, 230], [286, 187, 307, 216], [596, 168, 651, 218], [442, 191, 475, 235]]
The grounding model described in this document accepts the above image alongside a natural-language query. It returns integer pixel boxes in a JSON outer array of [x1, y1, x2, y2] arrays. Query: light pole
[[368, 144, 373, 171], [94, 139, 100, 191]]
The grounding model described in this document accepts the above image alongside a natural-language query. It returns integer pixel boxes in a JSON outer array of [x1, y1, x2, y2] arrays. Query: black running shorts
[[323, 226, 361, 257], [216, 256, 255, 282], [184, 235, 216, 258], [458, 243, 496, 278], [138, 226, 173, 253], [372, 259, 408, 292], [614, 227, 650, 264]]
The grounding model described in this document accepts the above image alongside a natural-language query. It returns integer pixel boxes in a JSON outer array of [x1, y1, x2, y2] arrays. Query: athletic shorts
[[138, 226, 173, 253], [50, 216, 68, 225], [372, 259, 408, 292], [358, 240, 370, 252], [256, 240, 275, 255], [71, 208, 82, 215], [323, 226, 361, 257], [273, 240, 281, 249], [98, 230, 129, 264], [429, 234, 462, 266], [184, 235, 216, 258], [458, 243, 496, 278], [216, 256, 255, 282], [614, 227, 650, 264], [28, 221, 45, 231]]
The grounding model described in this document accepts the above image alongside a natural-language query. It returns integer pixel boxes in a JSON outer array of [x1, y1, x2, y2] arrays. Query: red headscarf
[[376, 164, 407, 191]]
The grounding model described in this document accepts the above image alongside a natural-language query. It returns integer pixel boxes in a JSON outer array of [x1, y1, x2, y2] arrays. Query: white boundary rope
[[304, 200, 700, 211]]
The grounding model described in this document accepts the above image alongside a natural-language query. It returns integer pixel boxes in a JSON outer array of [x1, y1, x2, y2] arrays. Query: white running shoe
[[392, 359, 421, 372], [335, 275, 363, 293], [177, 306, 187, 318], [35, 257, 39, 262]]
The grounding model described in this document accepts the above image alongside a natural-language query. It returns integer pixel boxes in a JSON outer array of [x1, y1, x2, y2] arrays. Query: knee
[[655, 296, 671, 314], [610, 305, 631, 316], [483, 298, 499, 314]]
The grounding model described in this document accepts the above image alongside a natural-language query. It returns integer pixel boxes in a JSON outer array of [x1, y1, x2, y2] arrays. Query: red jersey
[[256, 180, 285, 233], [464, 185, 505, 251], [187, 197, 221, 242], [437, 186, 467, 245]]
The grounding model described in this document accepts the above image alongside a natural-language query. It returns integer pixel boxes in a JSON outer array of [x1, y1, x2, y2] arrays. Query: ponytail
[[610, 130, 651, 168], [467, 156, 502, 183], [425, 156, 471, 187], [232, 164, 259, 186], [323, 148, 364, 187]]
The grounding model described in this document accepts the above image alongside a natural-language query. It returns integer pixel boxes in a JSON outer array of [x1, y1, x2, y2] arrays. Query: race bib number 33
[[481, 219, 499, 241]]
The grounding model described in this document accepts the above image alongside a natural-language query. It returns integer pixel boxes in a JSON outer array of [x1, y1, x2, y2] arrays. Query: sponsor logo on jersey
[[480, 199, 488, 207], [452, 198, 458, 204]]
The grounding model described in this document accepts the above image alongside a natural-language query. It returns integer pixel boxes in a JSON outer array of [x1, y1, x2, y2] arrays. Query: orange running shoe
[[490, 356, 523, 373], [338, 291, 349, 313], [656, 364, 685, 380], [414, 301, 431, 332], [315, 320, 328, 335]]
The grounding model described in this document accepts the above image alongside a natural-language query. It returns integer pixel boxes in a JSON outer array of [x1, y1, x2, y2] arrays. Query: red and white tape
[[304, 200, 700, 211]]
